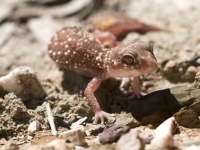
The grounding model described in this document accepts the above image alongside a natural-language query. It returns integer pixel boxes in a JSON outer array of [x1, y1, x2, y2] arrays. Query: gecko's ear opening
[[149, 41, 154, 53], [122, 48, 138, 65], [139, 41, 154, 54]]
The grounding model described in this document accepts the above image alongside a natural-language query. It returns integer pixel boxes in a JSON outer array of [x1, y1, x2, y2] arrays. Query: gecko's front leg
[[84, 77, 115, 124], [131, 76, 144, 98]]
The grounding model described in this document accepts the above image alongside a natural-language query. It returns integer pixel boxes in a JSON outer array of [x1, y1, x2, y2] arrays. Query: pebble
[[165, 60, 177, 68], [70, 117, 87, 129], [99, 124, 130, 144], [27, 120, 41, 136], [186, 66, 197, 74], [85, 124, 104, 136], [150, 117, 178, 149], [59, 128, 87, 146], [0, 66, 46, 101], [174, 109, 200, 128], [116, 130, 144, 150], [115, 112, 140, 128], [196, 58, 200, 64]]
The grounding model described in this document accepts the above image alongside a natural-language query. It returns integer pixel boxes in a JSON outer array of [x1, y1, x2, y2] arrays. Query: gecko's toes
[[93, 111, 115, 124], [129, 92, 146, 99]]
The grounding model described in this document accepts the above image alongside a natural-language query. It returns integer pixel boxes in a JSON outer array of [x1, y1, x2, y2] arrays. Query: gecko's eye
[[122, 48, 138, 65]]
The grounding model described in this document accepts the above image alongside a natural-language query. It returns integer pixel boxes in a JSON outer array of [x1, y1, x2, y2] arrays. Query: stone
[[174, 109, 200, 128], [115, 112, 140, 128], [116, 130, 144, 150], [0, 66, 46, 101], [70, 117, 87, 129], [150, 117, 178, 149], [59, 128, 86, 146], [85, 123, 104, 136], [99, 124, 130, 144], [165, 60, 177, 68], [28, 120, 41, 136]]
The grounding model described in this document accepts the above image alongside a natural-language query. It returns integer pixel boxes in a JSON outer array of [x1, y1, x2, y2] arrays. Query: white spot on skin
[[54, 42, 58, 46], [53, 52, 56, 56], [65, 45, 69, 48], [48, 50, 52, 54], [58, 51, 61, 55], [68, 38, 72, 42]]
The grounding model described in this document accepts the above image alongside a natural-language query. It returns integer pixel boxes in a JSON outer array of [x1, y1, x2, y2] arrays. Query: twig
[[46, 102, 57, 136]]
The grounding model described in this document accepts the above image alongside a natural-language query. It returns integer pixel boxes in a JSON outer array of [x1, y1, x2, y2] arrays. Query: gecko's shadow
[[61, 68, 198, 126]]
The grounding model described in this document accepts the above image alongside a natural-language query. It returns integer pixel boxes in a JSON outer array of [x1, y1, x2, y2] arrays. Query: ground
[[0, 0, 200, 149]]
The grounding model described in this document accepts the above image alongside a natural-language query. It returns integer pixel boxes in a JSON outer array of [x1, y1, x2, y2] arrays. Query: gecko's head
[[109, 41, 158, 77]]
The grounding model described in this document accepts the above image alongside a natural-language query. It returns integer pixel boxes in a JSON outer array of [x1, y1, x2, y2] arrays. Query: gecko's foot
[[129, 92, 146, 99], [93, 111, 115, 124]]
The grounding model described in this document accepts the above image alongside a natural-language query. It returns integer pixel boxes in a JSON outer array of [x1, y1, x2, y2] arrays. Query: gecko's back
[[48, 27, 108, 77]]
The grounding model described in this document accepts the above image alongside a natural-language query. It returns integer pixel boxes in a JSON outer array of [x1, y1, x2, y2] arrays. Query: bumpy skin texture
[[85, 11, 164, 40], [48, 27, 158, 124]]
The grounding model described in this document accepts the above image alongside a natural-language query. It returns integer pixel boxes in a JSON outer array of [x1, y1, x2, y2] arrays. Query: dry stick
[[46, 102, 57, 136]]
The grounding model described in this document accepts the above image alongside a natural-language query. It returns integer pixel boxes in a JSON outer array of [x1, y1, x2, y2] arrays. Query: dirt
[[0, 0, 200, 149]]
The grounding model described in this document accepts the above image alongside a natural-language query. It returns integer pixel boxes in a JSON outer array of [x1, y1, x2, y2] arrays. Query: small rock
[[59, 128, 86, 146], [196, 58, 200, 64], [2, 140, 19, 150], [132, 126, 154, 144], [0, 66, 46, 101], [85, 124, 104, 136], [165, 60, 177, 68], [70, 117, 87, 129], [116, 130, 144, 150], [163, 60, 177, 75], [115, 112, 140, 128], [99, 124, 130, 144], [183, 66, 197, 81], [150, 117, 178, 149], [174, 109, 200, 128], [28, 120, 41, 136], [186, 66, 197, 74]]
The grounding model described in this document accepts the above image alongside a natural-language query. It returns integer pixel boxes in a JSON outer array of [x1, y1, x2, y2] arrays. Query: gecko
[[48, 27, 158, 124]]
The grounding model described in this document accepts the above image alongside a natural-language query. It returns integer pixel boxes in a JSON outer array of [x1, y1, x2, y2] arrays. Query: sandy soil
[[0, 0, 200, 149]]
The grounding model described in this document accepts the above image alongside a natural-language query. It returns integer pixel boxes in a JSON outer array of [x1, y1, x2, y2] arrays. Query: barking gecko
[[48, 27, 158, 124]]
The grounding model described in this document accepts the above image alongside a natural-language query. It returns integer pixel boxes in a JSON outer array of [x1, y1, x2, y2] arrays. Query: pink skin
[[86, 11, 165, 40], [48, 27, 158, 124], [92, 30, 118, 48]]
